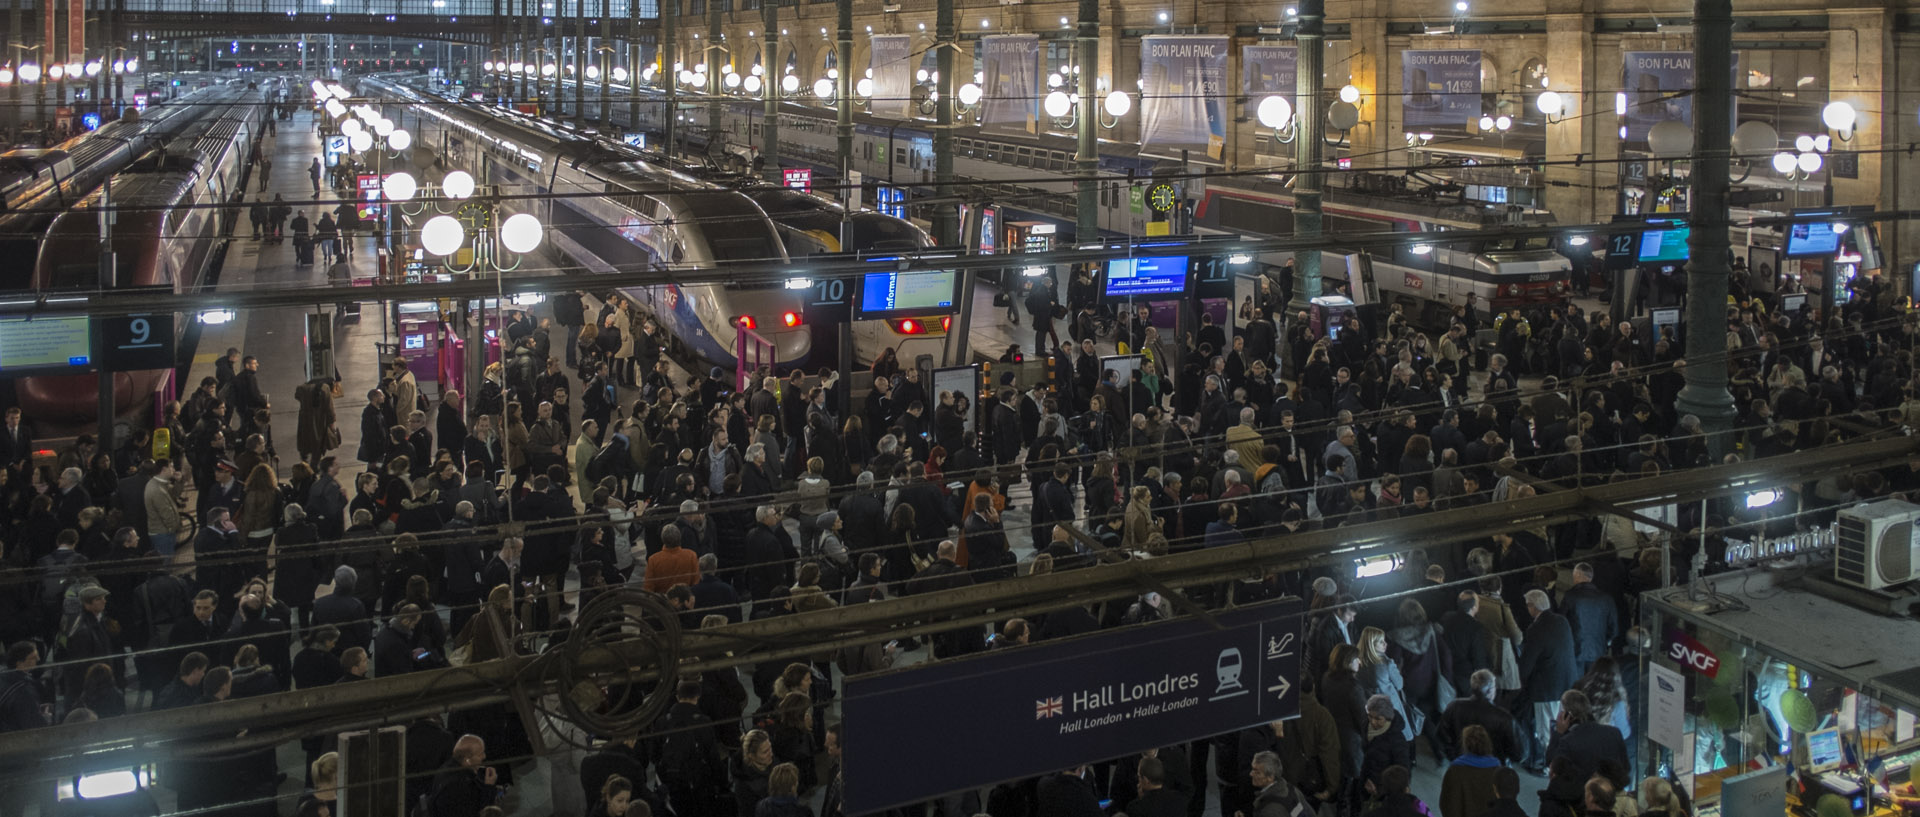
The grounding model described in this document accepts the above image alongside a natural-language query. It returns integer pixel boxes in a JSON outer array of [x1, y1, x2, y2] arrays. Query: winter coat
[[1387, 622, 1456, 709], [1360, 658, 1420, 740]]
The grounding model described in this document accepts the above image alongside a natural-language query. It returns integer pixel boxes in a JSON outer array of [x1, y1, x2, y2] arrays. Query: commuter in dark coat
[[312, 566, 374, 653], [1035, 766, 1105, 817], [1516, 589, 1580, 771], [1441, 670, 1521, 764], [1561, 563, 1619, 670], [1543, 690, 1630, 807]]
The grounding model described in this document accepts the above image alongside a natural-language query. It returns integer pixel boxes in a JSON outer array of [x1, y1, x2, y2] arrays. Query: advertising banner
[[980, 34, 1039, 134], [843, 597, 1303, 814], [1401, 49, 1481, 128], [1621, 51, 1739, 142], [869, 34, 914, 119], [1139, 35, 1229, 160], [1241, 45, 1297, 120]]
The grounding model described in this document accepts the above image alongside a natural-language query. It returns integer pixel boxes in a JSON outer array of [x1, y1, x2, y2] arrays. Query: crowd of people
[[0, 263, 1912, 817]]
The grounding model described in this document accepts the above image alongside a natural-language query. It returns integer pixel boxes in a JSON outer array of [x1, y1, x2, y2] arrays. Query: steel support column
[[760, 1, 779, 183], [1287, 0, 1323, 312], [1072, 0, 1096, 244], [1674, 0, 1737, 458], [704, 0, 719, 151], [834, 0, 851, 192], [932, 0, 955, 245]]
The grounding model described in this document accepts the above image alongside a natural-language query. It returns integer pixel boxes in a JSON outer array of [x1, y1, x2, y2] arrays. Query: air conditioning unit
[[1834, 499, 1920, 591]]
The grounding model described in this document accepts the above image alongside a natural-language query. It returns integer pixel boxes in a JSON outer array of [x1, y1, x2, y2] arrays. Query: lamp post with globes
[[408, 169, 543, 427]]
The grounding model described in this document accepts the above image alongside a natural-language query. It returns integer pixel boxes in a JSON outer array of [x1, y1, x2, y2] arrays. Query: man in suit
[[1031, 465, 1076, 557], [742, 506, 791, 601], [359, 388, 393, 466], [990, 388, 1023, 465], [0, 407, 33, 479], [1516, 589, 1579, 773], [1440, 669, 1521, 763]]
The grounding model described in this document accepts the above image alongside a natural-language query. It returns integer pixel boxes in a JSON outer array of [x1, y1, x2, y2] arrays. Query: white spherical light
[[612, 66, 629, 82], [1733, 120, 1778, 155], [348, 130, 374, 153], [813, 78, 834, 99], [1536, 90, 1563, 116], [958, 82, 983, 106], [1103, 90, 1131, 118], [1794, 134, 1815, 153], [744, 74, 763, 94], [1771, 152, 1798, 174], [586, 65, 601, 80], [1647, 119, 1693, 158], [500, 213, 543, 254], [781, 74, 800, 94], [340, 117, 363, 137], [1043, 90, 1072, 118], [421, 215, 464, 256], [1797, 151, 1823, 173], [855, 77, 874, 98], [387, 129, 412, 151], [724, 71, 741, 89], [373, 118, 395, 137], [1256, 95, 1292, 129], [1339, 84, 1362, 105], [17, 64, 39, 83], [1821, 100, 1857, 132], [443, 170, 475, 200], [382, 172, 417, 202]]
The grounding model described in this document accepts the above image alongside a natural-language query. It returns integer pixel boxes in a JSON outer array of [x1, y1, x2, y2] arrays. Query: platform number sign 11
[[806, 277, 851, 323]]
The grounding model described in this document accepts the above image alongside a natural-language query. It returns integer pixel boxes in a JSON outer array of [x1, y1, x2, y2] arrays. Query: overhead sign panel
[[842, 598, 1303, 815], [980, 35, 1040, 134], [1401, 49, 1481, 129], [1139, 35, 1229, 160], [0, 315, 92, 373]]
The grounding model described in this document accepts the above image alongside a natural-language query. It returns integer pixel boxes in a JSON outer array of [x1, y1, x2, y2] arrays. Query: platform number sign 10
[[807, 277, 851, 323]]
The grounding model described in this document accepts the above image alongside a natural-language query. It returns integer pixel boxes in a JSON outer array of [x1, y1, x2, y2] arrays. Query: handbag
[[326, 426, 343, 450], [447, 641, 473, 667]]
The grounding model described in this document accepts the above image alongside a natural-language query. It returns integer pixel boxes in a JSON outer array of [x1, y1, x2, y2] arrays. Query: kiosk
[[1640, 567, 1920, 817]]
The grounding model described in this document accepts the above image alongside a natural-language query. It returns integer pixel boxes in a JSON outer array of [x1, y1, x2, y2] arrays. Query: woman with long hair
[[731, 730, 776, 817], [504, 402, 530, 489], [1321, 643, 1369, 807], [882, 503, 917, 583], [1358, 626, 1420, 744], [840, 416, 870, 479], [1575, 656, 1632, 742], [1387, 599, 1454, 760], [587, 775, 636, 817], [404, 574, 447, 656]]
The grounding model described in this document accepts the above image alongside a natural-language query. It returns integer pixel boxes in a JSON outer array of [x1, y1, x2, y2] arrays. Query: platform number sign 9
[[99, 313, 175, 372], [806, 278, 852, 323]]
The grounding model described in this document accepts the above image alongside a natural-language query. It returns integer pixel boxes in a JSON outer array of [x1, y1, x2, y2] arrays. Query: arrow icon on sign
[[1266, 676, 1291, 700]]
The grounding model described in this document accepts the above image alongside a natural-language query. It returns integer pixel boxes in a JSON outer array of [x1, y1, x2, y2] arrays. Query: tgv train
[[362, 75, 932, 375], [16, 88, 267, 421], [0, 85, 248, 292], [542, 77, 1571, 326]]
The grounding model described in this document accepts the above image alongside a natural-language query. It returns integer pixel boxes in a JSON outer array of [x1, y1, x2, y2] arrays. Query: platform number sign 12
[[806, 277, 851, 323], [1605, 231, 1640, 271]]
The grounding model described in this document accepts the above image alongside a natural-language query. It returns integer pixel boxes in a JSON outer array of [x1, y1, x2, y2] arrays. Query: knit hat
[[815, 511, 839, 529]]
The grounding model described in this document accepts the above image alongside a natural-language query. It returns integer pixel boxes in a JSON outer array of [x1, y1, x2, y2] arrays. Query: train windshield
[[1480, 236, 1554, 252], [678, 194, 785, 264]]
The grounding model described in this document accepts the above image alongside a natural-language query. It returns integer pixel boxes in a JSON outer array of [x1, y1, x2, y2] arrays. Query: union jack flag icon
[[1036, 697, 1064, 719]]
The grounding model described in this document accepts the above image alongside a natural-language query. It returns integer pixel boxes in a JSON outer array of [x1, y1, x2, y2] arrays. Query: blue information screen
[[1785, 222, 1844, 258], [856, 270, 959, 319], [1104, 256, 1190, 298], [1637, 228, 1690, 263]]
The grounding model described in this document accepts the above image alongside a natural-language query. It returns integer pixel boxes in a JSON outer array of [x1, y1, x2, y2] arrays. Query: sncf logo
[[1665, 629, 1720, 678]]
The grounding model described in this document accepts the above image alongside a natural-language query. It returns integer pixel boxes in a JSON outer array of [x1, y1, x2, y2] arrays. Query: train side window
[[895, 147, 906, 166]]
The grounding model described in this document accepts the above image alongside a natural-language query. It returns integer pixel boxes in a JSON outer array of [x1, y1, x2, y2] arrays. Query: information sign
[[842, 598, 1303, 814]]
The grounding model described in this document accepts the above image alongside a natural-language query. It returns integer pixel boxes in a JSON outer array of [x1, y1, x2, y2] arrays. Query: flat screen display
[[0, 315, 91, 372], [1637, 228, 1690, 263], [1103, 256, 1190, 298], [1785, 222, 1845, 258], [856, 270, 960, 319]]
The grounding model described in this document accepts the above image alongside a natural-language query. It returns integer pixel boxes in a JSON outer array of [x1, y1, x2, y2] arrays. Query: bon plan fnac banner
[[1401, 49, 1481, 129], [1139, 35, 1228, 160], [980, 35, 1040, 134]]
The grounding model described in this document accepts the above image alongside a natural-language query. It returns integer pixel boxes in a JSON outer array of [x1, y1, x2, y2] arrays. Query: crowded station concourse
[[1, 52, 1918, 817]]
